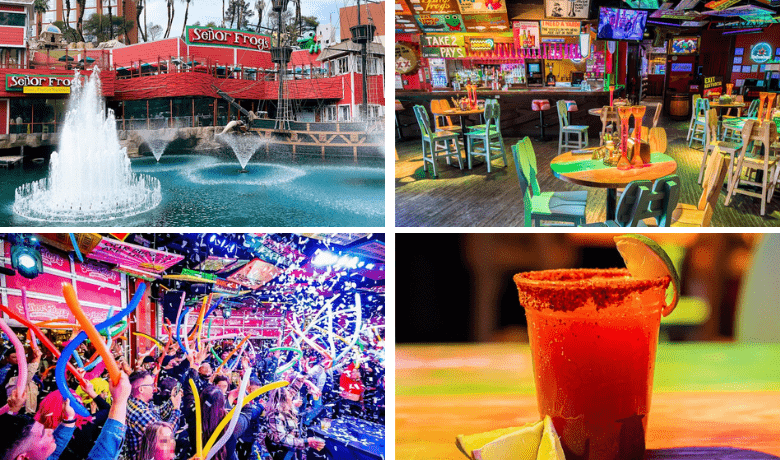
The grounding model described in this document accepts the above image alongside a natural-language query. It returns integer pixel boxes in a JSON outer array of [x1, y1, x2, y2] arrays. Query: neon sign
[[186, 26, 272, 51], [751, 42, 773, 64]]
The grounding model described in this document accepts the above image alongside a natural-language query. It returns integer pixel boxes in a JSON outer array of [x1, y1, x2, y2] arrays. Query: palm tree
[[64, 0, 72, 32], [164, 0, 175, 38], [75, 0, 86, 41], [254, 0, 264, 33], [181, 0, 192, 37], [33, 0, 48, 37], [294, 0, 300, 37]]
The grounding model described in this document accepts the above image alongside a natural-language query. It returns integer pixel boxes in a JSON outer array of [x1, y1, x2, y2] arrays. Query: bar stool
[[532, 99, 553, 142]]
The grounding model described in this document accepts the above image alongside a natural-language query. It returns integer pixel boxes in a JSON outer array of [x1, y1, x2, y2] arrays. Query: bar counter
[[396, 88, 616, 139]]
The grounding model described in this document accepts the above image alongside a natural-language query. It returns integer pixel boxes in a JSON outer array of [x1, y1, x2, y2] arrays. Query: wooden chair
[[556, 100, 589, 155], [648, 127, 668, 154], [430, 99, 462, 133], [671, 144, 729, 227], [464, 100, 506, 173], [512, 137, 587, 226], [688, 97, 709, 148], [413, 105, 463, 178], [599, 106, 620, 145], [584, 175, 680, 227], [724, 118, 779, 216], [652, 102, 663, 128], [698, 108, 742, 184], [687, 94, 702, 141]]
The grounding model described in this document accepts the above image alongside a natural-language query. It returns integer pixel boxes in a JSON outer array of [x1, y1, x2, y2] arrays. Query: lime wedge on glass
[[536, 416, 565, 460], [457, 420, 543, 460], [614, 234, 680, 316]]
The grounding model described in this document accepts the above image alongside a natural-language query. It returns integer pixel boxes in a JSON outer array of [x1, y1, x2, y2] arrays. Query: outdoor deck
[[395, 99, 780, 227]]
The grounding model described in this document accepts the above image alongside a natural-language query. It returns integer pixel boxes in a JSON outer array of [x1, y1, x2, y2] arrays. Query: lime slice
[[469, 420, 544, 460], [614, 234, 680, 316], [536, 416, 565, 460], [457, 422, 542, 460]]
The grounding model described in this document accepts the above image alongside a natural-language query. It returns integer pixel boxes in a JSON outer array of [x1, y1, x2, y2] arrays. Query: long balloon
[[269, 347, 303, 375], [205, 365, 251, 460], [0, 318, 27, 399], [190, 378, 204, 460], [69, 233, 84, 263], [0, 303, 88, 388], [56, 282, 146, 416], [214, 335, 250, 374], [20, 288, 38, 351], [202, 380, 289, 456]]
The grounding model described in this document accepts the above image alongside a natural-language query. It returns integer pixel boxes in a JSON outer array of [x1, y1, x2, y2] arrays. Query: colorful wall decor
[[544, 0, 591, 19]]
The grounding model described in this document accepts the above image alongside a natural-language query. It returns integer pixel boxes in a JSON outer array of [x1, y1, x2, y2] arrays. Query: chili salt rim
[[513, 268, 670, 312]]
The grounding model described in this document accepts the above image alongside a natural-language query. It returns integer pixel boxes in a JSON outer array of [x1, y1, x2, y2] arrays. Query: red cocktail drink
[[514, 268, 670, 460]]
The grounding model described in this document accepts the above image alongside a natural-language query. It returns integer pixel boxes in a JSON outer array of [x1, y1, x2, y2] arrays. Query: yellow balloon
[[189, 379, 203, 460], [202, 380, 289, 456]]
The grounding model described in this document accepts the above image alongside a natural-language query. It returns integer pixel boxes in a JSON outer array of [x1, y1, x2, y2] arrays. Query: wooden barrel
[[669, 94, 691, 120]]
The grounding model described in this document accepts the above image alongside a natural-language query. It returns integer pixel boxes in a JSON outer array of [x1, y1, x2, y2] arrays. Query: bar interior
[[395, 0, 780, 227]]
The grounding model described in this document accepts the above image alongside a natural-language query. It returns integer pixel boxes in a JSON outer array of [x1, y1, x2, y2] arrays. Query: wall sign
[[456, 0, 507, 14], [422, 46, 467, 58], [540, 20, 581, 36], [422, 34, 465, 47], [545, 0, 591, 19], [461, 13, 510, 31], [415, 14, 465, 32], [513, 21, 540, 48], [6, 74, 75, 92], [395, 43, 419, 75], [185, 26, 271, 51], [470, 38, 495, 50], [751, 42, 773, 64]]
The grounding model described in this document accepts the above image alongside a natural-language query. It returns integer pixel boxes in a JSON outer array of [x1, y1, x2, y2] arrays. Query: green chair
[[512, 137, 587, 226], [584, 174, 680, 227], [556, 100, 589, 155], [464, 100, 506, 173], [688, 97, 710, 148], [723, 99, 760, 142], [413, 105, 463, 178]]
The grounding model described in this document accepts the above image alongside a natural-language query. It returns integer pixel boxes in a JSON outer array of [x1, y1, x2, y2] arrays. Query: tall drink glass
[[514, 268, 670, 460]]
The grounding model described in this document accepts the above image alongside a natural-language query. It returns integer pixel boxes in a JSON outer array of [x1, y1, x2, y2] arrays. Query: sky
[[141, 0, 353, 41]]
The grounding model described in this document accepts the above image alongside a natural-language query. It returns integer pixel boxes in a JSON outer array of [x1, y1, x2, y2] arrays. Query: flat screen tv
[[668, 36, 699, 55], [527, 63, 541, 75], [597, 7, 648, 41]]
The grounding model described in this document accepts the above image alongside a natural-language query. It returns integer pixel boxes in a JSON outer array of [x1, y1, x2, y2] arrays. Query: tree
[[181, 0, 193, 37], [254, 0, 264, 32], [64, 0, 72, 31], [34, 0, 48, 37], [52, 20, 81, 42], [294, 0, 300, 37], [82, 13, 134, 43], [225, 0, 254, 30], [134, 0, 146, 43], [164, 0, 175, 38], [148, 23, 162, 40], [75, 0, 86, 42]]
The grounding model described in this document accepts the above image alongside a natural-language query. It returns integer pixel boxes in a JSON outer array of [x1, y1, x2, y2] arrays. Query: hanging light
[[580, 25, 591, 59], [11, 234, 43, 279]]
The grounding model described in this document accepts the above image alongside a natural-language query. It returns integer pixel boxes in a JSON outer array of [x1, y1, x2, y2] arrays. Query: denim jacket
[[47, 418, 126, 460]]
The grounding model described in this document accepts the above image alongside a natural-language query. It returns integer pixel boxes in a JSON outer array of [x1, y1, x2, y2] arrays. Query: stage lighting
[[11, 235, 43, 279]]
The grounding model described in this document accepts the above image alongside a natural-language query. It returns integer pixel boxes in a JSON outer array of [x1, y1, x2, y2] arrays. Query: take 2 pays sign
[[6, 74, 75, 92], [185, 26, 271, 51]]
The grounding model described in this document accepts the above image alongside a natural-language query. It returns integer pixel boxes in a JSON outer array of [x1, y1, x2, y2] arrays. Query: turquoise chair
[[688, 97, 710, 148], [584, 174, 680, 227], [464, 100, 507, 173], [556, 100, 589, 155], [413, 105, 463, 178], [512, 137, 587, 226]]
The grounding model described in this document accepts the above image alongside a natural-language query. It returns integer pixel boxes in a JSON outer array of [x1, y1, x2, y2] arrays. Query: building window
[[334, 56, 348, 75], [43, 11, 55, 23], [85, 0, 97, 8], [338, 104, 351, 121], [366, 104, 383, 119], [322, 105, 337, 122], [0, 12, 26, 27]]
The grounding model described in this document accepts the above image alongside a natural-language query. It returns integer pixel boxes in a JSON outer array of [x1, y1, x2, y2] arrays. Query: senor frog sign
[[6, 74, 76, 93]]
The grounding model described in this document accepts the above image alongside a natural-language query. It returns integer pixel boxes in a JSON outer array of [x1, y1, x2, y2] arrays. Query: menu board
[[408, 0, 461, 14], [514, 21, 540, 48], [540, 20, 580, 36], [544, 0, 591, 19]]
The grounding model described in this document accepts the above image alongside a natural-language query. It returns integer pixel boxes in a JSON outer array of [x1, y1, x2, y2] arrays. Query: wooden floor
[[395, 101, 780, 227]]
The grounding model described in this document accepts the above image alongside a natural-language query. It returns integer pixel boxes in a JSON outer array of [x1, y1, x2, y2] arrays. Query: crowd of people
[[0, 334, 385, 460]]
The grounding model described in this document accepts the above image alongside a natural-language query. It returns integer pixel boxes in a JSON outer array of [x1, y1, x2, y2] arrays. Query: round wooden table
[[431, 107, 485, 158], [550, 151, 678, 221]]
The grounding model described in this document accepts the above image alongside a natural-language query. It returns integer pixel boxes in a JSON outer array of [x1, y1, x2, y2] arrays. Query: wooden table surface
[[431, 107, 485, 116], [550, 151, 678, 189], [396, 343, 780, 460]]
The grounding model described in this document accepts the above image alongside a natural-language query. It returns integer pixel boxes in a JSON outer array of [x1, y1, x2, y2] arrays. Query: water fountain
[[13, 68, 161, 221], [138, 130, 174, 161], [219, 133, 268, 172]]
